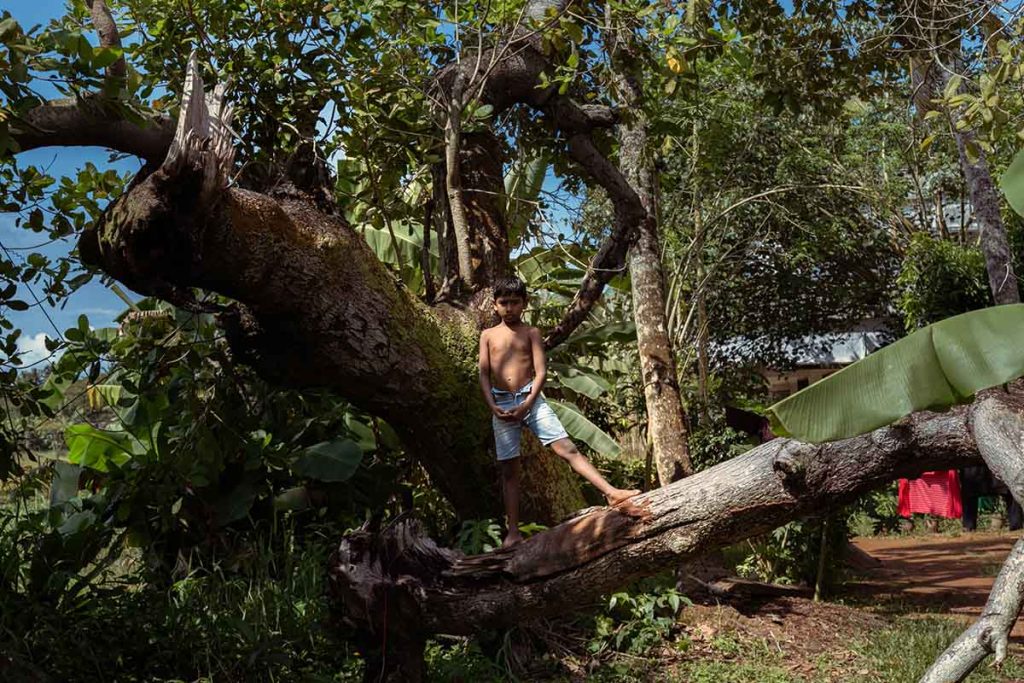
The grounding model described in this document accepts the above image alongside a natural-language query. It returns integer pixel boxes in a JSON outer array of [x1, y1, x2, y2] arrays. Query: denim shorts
[[491, 382, 569, 461]]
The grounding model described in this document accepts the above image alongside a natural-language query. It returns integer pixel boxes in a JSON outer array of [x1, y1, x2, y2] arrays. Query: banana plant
[[767, 304, 1024, 443]]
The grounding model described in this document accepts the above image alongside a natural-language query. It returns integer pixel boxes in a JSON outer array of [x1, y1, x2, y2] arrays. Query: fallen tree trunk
[[328, 393, 1000, 680]]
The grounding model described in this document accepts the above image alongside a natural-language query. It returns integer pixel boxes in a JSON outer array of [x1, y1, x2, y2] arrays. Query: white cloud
[[16, 332, 60, 367]]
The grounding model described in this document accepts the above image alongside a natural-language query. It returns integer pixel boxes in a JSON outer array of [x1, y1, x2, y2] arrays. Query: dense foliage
[[3, 0, 1024, 679]]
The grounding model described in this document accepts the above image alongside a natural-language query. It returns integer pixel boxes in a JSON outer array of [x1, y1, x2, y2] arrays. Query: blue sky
[[4, 0, 141, 365]]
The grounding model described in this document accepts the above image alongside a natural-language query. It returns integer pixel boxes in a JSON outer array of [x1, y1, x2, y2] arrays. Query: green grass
[[848, 616, 1024, 683]]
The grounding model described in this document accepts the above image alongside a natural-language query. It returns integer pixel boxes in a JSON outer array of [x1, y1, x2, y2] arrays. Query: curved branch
[[921, 388, 1024, 682], [11, 0, 165, 160], [542, 98, 644, 349], [12, 98, 174, 162]]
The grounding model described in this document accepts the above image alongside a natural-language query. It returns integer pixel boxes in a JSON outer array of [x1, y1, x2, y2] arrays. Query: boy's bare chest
[[488, 331, 531, 357]]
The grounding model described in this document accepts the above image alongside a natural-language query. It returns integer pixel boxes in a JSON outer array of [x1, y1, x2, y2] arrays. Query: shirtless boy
[[478, 277, 640, 548]]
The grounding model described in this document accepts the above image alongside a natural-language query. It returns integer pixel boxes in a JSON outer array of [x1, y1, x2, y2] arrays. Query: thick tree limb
[[921, 388, 1024, 682], [80, 61, 584, 523], [429, 1, 646, 342], [541, 98, 645, 348], [12, 98, 174, 162], [329, 400, 984, 647], [11, 0, 172, 161]]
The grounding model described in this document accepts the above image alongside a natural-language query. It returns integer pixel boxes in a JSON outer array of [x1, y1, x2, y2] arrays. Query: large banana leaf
[[361, 220, 438, 294], [767, 304, 1024, 443], [1001, 149, 1024, 218], [546, 398, 621, 456], [548, 362, 611, 399], [505, 153, 549, 248]]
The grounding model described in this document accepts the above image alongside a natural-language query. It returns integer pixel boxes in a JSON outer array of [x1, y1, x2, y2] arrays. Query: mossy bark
[[82, 167, 585, 522]]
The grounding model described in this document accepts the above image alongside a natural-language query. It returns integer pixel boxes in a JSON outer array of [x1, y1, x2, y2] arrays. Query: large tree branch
[[80, 61, 585, 523], [328, 396, 995, 680], [330, 399, 981, 628], [12, 100, 174, 161], [10, 0, 173, 162], [921, 388, 1024, 682]]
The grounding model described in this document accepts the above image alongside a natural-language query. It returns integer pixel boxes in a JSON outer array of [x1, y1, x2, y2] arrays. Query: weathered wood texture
[[329, 397, 988, 646]]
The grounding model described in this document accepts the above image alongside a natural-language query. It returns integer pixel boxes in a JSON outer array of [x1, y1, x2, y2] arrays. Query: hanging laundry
[[897, 470, 963, 519]]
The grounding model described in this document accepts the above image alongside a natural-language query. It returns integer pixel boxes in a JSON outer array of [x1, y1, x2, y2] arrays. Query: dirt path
[[848, 530, 1024, 636]]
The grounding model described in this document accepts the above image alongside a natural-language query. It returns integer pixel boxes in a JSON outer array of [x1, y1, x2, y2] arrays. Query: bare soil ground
[[848, 530, 1024, 636], [636, 532, 1024, 681]]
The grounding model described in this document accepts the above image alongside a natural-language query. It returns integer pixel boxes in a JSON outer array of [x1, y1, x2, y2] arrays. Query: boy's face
[[494, 294, 526, 324]]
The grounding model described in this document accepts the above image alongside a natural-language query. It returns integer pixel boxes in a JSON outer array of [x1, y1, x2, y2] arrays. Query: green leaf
[[767, 305, 1024, 443], [504, 153, 548, 248], [343, 413, 377, 452], [65, 424, 132, 472], [1000, 149, 1024, 218], [564, 321, 637, 347], [293, 438, 363, 482], [361, 220, 438, 293], [549, 362, 611, 399], [212, 476, 260, 526], [546, 399, 620, 456], [91, 46, 123, 69]]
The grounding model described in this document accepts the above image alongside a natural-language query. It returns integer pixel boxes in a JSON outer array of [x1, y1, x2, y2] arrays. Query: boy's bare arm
[[478, 331, 506, 418]]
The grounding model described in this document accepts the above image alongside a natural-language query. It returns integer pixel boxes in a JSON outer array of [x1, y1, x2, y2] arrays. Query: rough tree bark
[[73, 58, 584, 524], [612, 28, 693, 484], [328, 385, 1022, 680], [950, 126, 1020, 304], [922, 389, 1024, 682], [912, 51, 1020, 305]]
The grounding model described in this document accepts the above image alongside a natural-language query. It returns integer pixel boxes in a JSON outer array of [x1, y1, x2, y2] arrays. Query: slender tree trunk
[[614, 37, 693, 484], [927, 63, 1021, 304], [951, 127, 1020, 304], [444, 73, 475, 289]]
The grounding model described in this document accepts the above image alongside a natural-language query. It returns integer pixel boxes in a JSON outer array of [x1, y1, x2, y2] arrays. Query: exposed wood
[[80, 61, 585, 524]]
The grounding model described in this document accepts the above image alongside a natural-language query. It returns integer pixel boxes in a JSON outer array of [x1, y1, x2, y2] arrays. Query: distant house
[[761, 321, 892, 401]]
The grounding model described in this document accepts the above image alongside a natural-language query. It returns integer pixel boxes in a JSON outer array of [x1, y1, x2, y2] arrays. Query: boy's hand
[[507, 403, 531, 422], [491, 405, 515, 421]]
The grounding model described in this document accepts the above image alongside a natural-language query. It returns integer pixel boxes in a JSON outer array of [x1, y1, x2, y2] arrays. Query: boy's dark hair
[[493, 276, 528, 299]]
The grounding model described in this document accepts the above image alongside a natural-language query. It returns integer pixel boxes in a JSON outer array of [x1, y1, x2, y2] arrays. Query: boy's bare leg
[[549, 438, 641, 506], [500, 457, 524, 548]]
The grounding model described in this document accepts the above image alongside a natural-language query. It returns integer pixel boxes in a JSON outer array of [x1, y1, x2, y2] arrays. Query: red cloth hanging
[[898, 470, 963, 518]]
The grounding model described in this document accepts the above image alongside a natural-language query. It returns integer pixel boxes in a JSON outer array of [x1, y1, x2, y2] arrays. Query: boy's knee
[[500, 458, 520, 477], [555, 443, 582, 460]]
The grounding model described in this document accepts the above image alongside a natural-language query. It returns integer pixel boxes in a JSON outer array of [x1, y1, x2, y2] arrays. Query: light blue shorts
[[491, 382, 569, 461]]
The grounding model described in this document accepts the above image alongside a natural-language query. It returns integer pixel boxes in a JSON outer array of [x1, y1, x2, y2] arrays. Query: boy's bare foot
[[606, 489, 651, 520], [501, 531, 524, 549], [606, 488, 641, 507]]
